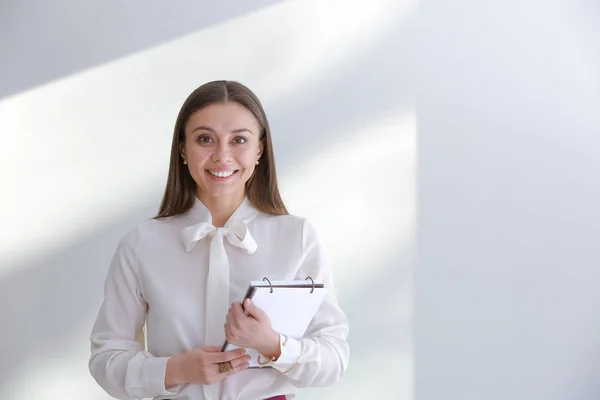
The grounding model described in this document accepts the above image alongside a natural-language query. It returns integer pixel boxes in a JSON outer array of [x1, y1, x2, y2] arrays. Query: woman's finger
[[230, 353, 251, 368], [201, 345, 222, 353], [210, 349, 247, 364], [227, 358, 250, 375], [229, 302, 245, 329], [231, 302, 245, 318], [225, 310, 234, 327]]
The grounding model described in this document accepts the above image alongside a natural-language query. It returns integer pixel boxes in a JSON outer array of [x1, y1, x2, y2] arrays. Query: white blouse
[[89, 197, 349, 400]]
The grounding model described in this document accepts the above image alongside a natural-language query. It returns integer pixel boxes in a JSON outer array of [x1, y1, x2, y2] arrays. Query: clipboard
[[221, 277, 327, 368]]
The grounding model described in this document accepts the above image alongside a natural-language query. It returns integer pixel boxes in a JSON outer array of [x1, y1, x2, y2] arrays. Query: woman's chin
[[197, 186, 246, 201]]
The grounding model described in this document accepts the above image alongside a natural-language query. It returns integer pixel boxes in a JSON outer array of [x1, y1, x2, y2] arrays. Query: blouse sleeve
[[88, 228, 184, 399], [268, 218, 350, 386]]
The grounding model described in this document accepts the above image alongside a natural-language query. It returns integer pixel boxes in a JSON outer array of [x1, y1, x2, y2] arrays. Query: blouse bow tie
[[182, 220, 258, 348], [182, 220, 257, 254]]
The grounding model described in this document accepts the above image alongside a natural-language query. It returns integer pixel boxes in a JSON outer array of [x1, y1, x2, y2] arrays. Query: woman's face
[[182, 102, 263, 204]]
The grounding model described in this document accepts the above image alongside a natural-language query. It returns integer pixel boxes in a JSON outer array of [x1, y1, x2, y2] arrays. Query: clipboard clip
[[305, 276, 315, 293], [263, 277, 273, 293], [262, 276, 316, 293]]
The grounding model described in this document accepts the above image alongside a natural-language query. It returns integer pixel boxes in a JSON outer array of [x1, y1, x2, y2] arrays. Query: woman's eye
[[233, 136, 247, 144], [198, 135, 213, 143]]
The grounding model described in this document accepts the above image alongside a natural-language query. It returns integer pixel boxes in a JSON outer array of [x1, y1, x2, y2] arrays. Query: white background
[[416, 1, 600, 399], [1, 0, 599, 399], [0, 1, 414, 399]]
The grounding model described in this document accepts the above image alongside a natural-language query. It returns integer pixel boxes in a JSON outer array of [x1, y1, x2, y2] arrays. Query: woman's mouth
[[207, 169, 238, 179]]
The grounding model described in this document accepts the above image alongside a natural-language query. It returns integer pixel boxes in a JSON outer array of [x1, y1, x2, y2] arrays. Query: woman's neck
[[197, 191, 245, 227]]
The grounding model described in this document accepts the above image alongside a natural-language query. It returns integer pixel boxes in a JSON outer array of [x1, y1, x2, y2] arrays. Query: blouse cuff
[[142, 356, 184, 396], [270, 334, 301, 372]]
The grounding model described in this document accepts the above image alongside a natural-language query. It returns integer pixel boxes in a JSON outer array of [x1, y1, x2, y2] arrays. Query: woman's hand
[[165, 346, 250, 387], [225, 299, 281, 359]]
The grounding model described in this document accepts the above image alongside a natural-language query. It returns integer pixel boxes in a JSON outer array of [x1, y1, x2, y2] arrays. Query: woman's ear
[[258, 142, 264, 157]]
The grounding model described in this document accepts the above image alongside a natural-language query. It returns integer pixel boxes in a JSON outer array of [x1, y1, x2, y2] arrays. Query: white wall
[[0, 0, 285, 99], [415, 1, 600, 399], [0, 1, 415, 399], [3, 0, 597, 399]]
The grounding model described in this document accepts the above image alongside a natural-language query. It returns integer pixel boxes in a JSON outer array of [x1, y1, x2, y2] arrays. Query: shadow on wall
[[0, 0, 288, 100], [0, 193, 161, 387], [300, 237, 413, 400], [0, 7, 416, 398]]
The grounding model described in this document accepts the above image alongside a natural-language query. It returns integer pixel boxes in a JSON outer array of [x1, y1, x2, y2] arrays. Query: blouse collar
[[187, 196, 259, 226]]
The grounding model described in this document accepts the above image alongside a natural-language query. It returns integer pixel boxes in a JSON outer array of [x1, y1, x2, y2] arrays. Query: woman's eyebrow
[[191, 126, 253, 135], [191, 125, 215, 133], [231, 128, 254, 135]]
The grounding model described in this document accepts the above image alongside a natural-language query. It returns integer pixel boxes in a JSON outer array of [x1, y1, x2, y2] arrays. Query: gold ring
[[218, 361, 233, 374]]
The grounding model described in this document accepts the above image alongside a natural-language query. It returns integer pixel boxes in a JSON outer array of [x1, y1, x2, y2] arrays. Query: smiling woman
[[181, 102, 265, 226], [88, 80, 350, 400], [157, 81, 289, 225]]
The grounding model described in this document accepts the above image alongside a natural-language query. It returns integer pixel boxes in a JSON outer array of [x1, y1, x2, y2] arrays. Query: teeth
[[209, 170, 235, 178]]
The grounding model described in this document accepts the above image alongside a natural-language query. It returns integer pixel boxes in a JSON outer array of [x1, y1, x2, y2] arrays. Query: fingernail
[[245, 299, 251, 306]]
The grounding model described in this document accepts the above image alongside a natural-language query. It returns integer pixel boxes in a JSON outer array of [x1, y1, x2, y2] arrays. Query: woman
[[89, 80, 349, 400]]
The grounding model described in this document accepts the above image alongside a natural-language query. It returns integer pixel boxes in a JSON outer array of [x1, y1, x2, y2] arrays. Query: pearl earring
[[183, 159, 187, 165], [255, 160, 259, 165]]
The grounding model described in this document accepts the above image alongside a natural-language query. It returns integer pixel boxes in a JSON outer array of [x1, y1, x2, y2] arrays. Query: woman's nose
[[212, 142, 232, 163]]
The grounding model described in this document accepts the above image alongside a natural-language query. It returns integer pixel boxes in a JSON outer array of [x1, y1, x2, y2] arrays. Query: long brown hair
[[155, 80, 288, 218]]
